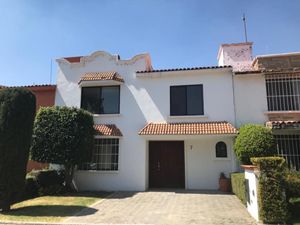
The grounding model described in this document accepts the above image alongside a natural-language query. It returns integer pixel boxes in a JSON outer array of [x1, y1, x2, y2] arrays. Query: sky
[[0, 0, 299, 86]]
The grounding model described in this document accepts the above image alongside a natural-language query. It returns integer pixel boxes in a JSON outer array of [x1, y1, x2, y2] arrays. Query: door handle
[[157, 161, 160, 171]]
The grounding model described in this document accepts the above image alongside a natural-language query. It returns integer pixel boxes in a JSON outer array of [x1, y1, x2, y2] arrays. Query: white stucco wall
[[234, 74, 268, 128], [245, 169, 259, 221], [184, 136, 237, 190], [55, 51, 239, 191]]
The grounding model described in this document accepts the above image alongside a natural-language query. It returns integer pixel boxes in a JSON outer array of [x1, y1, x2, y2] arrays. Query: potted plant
[[219, 172, 231, 192]]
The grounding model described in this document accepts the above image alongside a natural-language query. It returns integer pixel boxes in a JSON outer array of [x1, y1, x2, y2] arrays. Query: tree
[[234, 124, 276, 165], [31, 106, 94, 190], [0, 88, 36, 211]]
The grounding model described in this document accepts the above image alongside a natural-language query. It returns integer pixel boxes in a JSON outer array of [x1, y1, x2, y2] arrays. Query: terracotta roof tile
[[139, 121, 237, 135], [94, 124, 123, 136], [136, 65, 231, 73], [266, 121, 300, 129], [79, 72, 124, 84]]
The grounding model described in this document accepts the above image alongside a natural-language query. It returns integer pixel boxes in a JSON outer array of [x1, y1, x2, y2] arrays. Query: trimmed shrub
[[234, 124, 276, 165], [36, 170, 64, 188], [285, 171, 300, 201], [23, 178, 39, 200], [251, 157, 289, 224], [231, 173, 246, 205], [0, 88, 36, 211], [31, 107, 94, 191]]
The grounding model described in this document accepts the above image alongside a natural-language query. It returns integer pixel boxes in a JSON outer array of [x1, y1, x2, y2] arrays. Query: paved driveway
[[66, 190, 257, 225]]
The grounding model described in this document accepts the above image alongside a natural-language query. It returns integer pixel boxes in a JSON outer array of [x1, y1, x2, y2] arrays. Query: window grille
[[274, 134, 300, 171], [265, 73, 300, 111], [79, 138, 119, 171]]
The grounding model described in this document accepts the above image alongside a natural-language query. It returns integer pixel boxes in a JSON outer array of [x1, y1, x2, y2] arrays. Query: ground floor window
[[79, 138, 119, 171], [274, 134, 300, 171], [215, 141, 227, 158]]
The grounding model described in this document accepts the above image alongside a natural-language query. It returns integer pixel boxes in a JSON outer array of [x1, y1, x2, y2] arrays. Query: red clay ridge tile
[[94, 124, 123, 136], [139, 121, 237, 135], [79, 72, 124, 84]]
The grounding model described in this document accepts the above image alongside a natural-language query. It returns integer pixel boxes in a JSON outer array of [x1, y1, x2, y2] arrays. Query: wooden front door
[[149, 141, 185, 188]]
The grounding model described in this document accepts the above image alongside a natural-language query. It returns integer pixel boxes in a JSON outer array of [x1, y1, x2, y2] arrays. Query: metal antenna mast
[[242, 13, 248, 42], [49, 59, 52, 84]]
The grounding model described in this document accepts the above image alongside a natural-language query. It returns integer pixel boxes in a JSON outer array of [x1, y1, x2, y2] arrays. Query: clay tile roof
[[94, 124, 123, 136], [138, 121, 238, 135], [79, 72, 124, 84], [136, 65, 231, 73], [266, 121, 300, 129]]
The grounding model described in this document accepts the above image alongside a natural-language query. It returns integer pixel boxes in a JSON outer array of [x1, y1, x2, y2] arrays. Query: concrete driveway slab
[[66, 190, 257, 225]]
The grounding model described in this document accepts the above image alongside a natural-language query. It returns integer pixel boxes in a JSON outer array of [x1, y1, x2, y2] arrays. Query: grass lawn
[[289, 197, 300, 225], [0, 192, 107, 222]]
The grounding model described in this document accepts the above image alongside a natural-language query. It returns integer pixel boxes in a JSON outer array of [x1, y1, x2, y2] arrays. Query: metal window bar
[[266, 73, 300, 111], [79, 138, 119, 171], [274, 134, 300, 171]]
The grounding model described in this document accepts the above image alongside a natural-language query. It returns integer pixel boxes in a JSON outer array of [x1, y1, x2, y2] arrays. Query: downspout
[[231, 70, 237, 127]]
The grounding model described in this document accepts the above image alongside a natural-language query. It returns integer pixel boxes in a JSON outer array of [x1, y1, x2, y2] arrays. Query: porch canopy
[[138, 121, 238, 136], [78, 71, 124, 86], [94, 124, 123, 137]]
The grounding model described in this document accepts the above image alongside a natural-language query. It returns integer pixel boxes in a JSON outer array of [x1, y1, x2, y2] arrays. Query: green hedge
[[285, 171, 300, 201], [0, 88, 36, 211], [231, 173, 246, 205], [251, 157, 289, 224], [234, 124, 276, 164]]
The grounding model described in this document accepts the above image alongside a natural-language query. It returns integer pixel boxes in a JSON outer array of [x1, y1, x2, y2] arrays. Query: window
[[215, 141, 227, 158], [266, 74, 300, 111], [81, 86, 120, 114], [274, 134, 300, 171], [170, 84, 204, 116], [79, 138, 119, 171]]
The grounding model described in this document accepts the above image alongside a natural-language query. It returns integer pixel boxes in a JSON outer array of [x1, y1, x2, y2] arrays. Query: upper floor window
[[81, 86, 120, 114], [266, 75, 300, 111], [170, 84, 204, 116]]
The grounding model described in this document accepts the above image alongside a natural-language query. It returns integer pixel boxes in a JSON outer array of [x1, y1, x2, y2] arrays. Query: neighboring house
[[0, 84, 56, 171], [0, 84, 56, 111], [55, 42, 300, 191]]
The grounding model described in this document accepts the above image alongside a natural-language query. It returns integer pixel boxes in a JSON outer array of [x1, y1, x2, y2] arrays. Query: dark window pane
[[100, 86, 120, 114], [216, 141, 227, 158], [170, 86, 186, 115], [81, 87, 101, 114], [187, 85, 203, 115], [81, 86, 120, 114]]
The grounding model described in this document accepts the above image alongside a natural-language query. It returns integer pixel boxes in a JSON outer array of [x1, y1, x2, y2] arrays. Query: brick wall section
[[254, 54, 300, 70], [27, 85, 56, 111]]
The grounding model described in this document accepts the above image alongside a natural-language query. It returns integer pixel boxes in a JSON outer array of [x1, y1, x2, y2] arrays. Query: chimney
[[217, 42, 254, 71]]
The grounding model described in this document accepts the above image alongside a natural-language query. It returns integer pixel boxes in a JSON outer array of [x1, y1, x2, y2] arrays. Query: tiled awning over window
[[94, 124, 123, 136], [266, 121, 300, 130], [138, 121, 238, 135], [79, 72, 124, 84]]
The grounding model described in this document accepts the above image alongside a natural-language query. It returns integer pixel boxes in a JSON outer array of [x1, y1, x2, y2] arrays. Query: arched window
[[216, 141, 227, 158]]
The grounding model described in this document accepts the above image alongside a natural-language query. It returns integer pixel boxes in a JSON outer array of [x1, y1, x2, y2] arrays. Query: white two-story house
[[55, 42, 300, 191]]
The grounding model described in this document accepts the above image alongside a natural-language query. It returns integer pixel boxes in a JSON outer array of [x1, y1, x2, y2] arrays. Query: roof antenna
[[242, 13, 248, 42]]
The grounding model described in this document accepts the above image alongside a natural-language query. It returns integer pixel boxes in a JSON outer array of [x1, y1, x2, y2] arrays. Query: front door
[[149, 141, 185, 188]]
